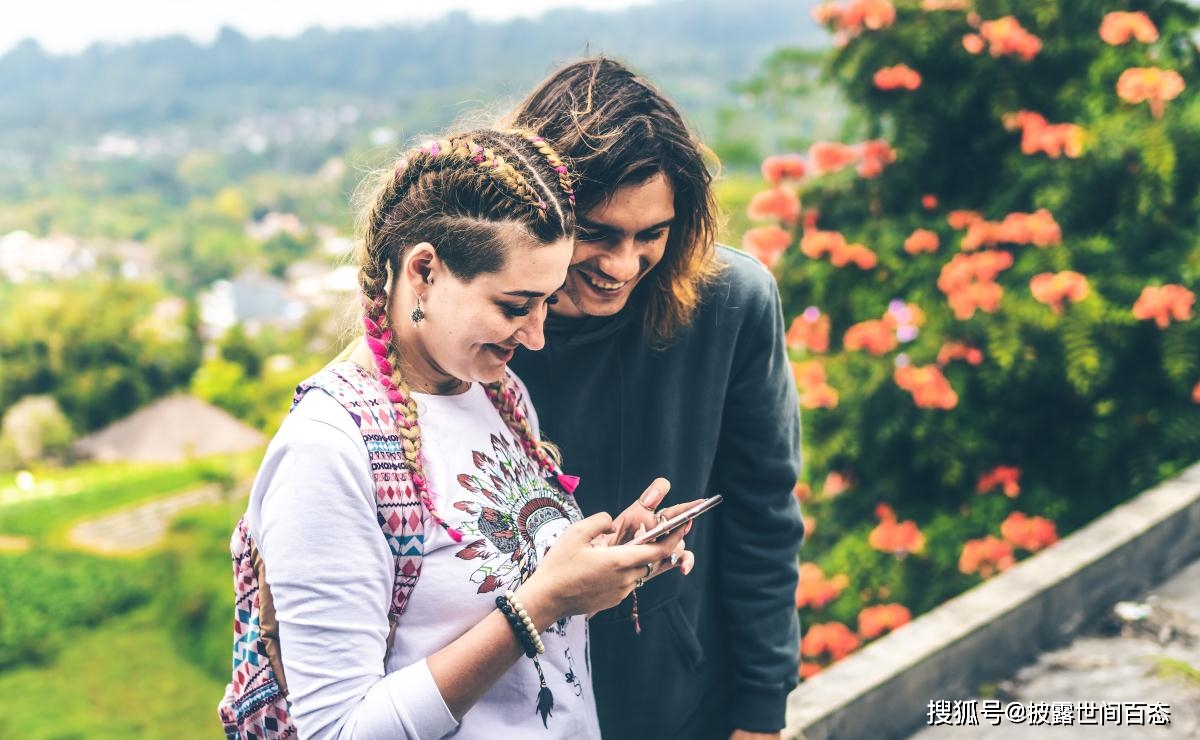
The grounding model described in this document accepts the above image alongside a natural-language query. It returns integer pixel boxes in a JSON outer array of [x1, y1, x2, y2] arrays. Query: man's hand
[[729, 731, 781, 740], [605, 477, 672, 545]]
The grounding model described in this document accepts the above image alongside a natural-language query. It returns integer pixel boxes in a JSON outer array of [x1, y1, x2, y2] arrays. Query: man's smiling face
[[553, 171, 674, 318]]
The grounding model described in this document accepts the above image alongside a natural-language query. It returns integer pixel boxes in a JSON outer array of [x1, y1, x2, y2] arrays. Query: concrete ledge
[[785, 461, 1200, 740]]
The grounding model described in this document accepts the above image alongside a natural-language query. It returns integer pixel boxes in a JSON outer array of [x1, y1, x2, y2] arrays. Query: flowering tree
[[746, 1, 1200, 675]]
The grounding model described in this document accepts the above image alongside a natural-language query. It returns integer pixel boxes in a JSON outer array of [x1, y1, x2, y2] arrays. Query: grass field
[[0, 607, 228, 740], [0, 455, 252, 735]]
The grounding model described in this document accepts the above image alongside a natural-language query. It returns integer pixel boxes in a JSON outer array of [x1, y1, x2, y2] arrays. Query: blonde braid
[[358, 193, 464, 541], [511, 129, 576, 205], [484, 378, 563, 476]]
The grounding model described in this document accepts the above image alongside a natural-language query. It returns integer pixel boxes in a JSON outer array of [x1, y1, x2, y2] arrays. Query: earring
[[410, 294, 426, 326]]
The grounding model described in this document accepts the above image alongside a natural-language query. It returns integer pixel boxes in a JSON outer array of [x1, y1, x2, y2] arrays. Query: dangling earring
[[411, 294, 426, 326]]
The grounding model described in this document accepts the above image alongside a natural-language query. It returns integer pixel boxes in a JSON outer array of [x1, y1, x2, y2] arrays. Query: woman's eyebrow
[[502, 289, 549, 298]]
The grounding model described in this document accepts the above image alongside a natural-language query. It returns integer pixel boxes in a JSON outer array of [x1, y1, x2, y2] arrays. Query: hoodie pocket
[[663, 598, 705, 672]]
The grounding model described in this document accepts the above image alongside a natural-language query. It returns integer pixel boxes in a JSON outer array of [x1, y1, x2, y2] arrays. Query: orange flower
[[793, 360, 839, 409], [962, 33, 985, 54], [869, 503, 927, 556], [1132, 284, 1195, 328], [812, 2, 843, 25], [801, 383, 840, 410], [894, 364, 958, 409], [787, 308, 831, 354], [823, 471, 851, 498], [937, 251, 1013, 319], [800, 662, 823, 679], [959, 536, 1015, 578], [742, 225, 792, 269], [960, 210, 1061, 251], [747, 187, 802, 224], [921, 194, 938, 210], [904, 228, 940, 255], [859, 0, 897, 30], [792, 359, 827, 388], [1000, 512, 1059, 553], [946, 210, 982, 229], [937, 341, 983, 366], [801, 229, 846, 259], [858, 604, 912, 639], [977, 465, 1021, 497], [979, 16, 1042, 61], [947, 281, 1003, 320], [874, 64, 922, 91], [809, 141, 860, 176], [1029, 271, 1090, 313], [761, 153, 807, 185], [1100, 11, 1159, 45], [794, 481, 813, 503], [844, 319, 898, 355], [796, 562, 850, 609], [1117, 67, 1186, 119], [1003, 110, 1085, 159], [802, 622, 861, 662], [1194, 382, 1200, 404], [922, 0, 968, 9], [857, 139, 897, 178], [829, 242, 878, 269], [816, 0, 896, 34]]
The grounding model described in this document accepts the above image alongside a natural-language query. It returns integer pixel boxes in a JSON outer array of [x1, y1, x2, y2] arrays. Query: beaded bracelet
[[495, 596, 538, 657], [502, 590, 546, 655]]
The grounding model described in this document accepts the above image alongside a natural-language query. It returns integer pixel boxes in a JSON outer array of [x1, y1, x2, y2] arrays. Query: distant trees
[[0, 280, 201, 434]]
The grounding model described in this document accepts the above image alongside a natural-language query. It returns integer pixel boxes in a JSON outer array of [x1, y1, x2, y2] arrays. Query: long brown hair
[[509, 56, 722, 343]]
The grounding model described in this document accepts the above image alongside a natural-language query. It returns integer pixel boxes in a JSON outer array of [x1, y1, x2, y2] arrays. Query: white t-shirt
[[247, 377, 600, 740]]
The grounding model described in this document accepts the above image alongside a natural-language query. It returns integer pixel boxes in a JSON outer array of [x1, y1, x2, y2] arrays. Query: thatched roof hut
[[74, 395, 265, 463]]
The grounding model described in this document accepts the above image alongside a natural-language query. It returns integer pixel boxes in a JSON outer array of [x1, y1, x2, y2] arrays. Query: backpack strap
[[294, 361, 427, 620], [219, 361, 426, 740]]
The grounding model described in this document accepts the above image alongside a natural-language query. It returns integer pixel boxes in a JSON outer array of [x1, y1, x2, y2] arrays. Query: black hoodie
[[510, 246, 804, 739]]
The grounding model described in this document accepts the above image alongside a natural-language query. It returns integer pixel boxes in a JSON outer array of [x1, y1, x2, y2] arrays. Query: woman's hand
[[517, 512, 692, 628]]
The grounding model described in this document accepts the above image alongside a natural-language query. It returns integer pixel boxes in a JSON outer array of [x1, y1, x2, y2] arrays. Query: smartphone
[[630, 495, 723, 545]]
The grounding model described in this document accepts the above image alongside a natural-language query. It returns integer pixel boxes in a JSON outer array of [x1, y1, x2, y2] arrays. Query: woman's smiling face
[[397, 229, 573, 389]]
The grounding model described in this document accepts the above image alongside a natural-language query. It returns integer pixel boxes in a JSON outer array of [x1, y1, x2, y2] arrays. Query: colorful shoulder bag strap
[[218, 361, 425, 739]]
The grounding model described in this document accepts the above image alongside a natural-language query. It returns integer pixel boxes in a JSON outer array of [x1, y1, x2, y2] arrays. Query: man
[[507, 57, 804, 740]]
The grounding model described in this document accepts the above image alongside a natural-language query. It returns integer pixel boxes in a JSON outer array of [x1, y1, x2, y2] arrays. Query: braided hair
[[355, 129, 574, 540]]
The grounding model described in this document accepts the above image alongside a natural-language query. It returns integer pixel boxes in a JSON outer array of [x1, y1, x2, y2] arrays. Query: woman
[[218, 129, 694, 740]]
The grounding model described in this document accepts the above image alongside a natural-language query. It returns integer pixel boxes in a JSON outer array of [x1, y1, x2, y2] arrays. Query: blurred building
[[73, 395, 265, 464]]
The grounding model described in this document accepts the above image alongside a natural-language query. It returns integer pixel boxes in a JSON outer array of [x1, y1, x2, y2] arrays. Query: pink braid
[[361, 299, 464, 542]]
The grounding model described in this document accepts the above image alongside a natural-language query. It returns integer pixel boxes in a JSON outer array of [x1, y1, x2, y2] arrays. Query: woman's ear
[[401, 242, 437, 294]]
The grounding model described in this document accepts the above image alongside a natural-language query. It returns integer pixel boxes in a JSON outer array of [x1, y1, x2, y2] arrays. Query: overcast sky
[[2, 0, 656, 55]]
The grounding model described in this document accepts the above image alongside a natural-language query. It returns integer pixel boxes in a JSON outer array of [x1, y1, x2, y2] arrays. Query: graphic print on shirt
[[563, 647, 583, 697], [453, 432, 583, 594]]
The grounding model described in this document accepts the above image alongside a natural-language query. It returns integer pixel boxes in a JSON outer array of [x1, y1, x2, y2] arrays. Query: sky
[[1, 0, 656, 55]]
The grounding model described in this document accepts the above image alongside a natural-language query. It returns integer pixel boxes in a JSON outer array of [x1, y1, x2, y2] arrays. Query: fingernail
[[635, 524, 647, 538], [670, 552, 679, 567], [682, 560, 693, 576], [640, 490, 662, 508]]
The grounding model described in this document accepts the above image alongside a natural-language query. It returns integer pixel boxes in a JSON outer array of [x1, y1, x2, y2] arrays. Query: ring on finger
[[644, 562, 654, 579], [635, 577, 646, 589]]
